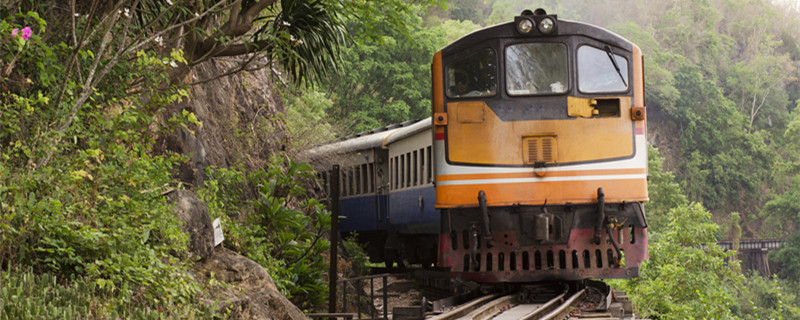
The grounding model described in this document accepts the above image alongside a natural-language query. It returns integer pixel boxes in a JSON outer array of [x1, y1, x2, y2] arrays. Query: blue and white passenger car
[[311, 118, 438, 267]]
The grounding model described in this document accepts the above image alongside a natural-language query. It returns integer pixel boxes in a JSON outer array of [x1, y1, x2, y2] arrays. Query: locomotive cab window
[[446, 48, 497, 98], [577, 45, 629, 93], [506, 43, 568, 96]]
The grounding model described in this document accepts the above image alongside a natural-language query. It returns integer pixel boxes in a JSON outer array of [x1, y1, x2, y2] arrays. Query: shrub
[[199, 155, 331, 311], [0, 8, 206, 316]]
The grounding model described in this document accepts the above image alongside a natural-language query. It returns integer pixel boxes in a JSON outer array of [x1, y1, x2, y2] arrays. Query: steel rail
[[517, 288, 570, 320], [539, 288, 586, 320], [427, 294, 500, 320], [458, 293, 517, 320]]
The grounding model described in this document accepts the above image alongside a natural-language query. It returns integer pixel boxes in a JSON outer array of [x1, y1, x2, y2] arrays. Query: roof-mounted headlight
[[515, 8, 558, 36], [517, 17, 534, 34], [539, 17, 555, 34]]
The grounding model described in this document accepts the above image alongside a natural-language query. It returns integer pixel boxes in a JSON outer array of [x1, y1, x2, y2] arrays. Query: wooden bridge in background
[[717, 239, 784, 277]]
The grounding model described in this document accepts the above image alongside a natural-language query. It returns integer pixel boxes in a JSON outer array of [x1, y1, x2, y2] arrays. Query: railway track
[[425, 281, 633, 320], [351, 268, 634, 320]]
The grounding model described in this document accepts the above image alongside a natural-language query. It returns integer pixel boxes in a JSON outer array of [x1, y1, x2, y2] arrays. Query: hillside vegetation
[[313, 0, 800, 317], [3, 0, 800, 318], [0, 0, 441, 318]]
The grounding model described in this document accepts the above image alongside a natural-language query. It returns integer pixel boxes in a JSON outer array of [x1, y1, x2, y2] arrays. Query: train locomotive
[[312, 9, 649, 283]]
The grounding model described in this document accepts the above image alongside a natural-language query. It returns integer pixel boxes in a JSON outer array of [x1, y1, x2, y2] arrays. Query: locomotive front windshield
[[577, 45, 629, 93], [506, 43, 568, 96], [446, 49, 497, 98]]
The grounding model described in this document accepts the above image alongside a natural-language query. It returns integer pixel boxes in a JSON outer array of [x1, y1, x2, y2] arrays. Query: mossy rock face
[[156, 60, 286, 188], [169, 190, 215, 260], [194, 247, 309, 320]]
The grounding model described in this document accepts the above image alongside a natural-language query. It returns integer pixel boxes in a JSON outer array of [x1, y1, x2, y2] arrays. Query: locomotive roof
[[440, 18, 634, 56], [309, 117, 432, 155]]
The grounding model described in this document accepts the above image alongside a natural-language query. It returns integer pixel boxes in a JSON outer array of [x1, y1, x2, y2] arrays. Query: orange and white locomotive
[[432, 9, 648, 282]]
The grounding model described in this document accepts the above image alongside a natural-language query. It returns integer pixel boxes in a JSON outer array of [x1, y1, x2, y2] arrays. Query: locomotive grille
[[523, 136, 557, 164]]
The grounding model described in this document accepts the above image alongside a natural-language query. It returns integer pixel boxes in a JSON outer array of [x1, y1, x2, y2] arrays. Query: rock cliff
[[159, 59, 307, 320]]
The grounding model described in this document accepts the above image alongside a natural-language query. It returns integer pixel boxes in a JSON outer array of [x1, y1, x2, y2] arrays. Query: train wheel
[[384, 249, 399, 269], [384, 251, 407, 269]]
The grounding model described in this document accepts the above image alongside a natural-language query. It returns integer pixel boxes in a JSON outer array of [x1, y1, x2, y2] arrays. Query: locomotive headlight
[[517, 18, 534, 34], [538, 17, 555, 34]]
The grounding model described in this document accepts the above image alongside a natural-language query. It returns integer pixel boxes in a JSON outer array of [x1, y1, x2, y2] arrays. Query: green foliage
[[737, 273, 800, 319], [619, 203, 742, 319], [285, 89, 337, 152], [0, 269, 215, 319], [607, 21, 681, 112], [769, 233, 800, 282], [265, 0, 347, 86], [198, 155, 331, 311], [322, 5, 468, 134], [430, 18, 482, 45], [342, 233, 369, 276], [669, 65, 774, 216], [644, 144, 688, 238], [425, 0, 489, 24], [725, 54, 795, 131], [0, 6, 210, 316], [613, 200, 800, 319], [625, 203, 741, 319], [763, 105, 800, 235], [338, 0, 447, 45]]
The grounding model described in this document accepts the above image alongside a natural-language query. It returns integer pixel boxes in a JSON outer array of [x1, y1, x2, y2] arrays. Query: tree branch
[[193, 0, 277, 61]]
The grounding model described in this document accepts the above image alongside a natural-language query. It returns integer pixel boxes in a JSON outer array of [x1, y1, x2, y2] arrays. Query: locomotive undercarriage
[[351, 231, 438, 268], [438, 189, 648, 282]]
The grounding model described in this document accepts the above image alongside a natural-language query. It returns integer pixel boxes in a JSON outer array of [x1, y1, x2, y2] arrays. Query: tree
[[668, 66, 774, 224], [621, 203, 743, 319], [322, 9, 474, 134], [1, 0, 443, 168], [726, 54, 795, 132], [769, 232, 800, 282], [644, 144, 688, 239], [760, 104, 800, 235]]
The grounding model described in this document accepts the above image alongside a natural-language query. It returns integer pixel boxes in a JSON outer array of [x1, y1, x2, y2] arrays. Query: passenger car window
[[446, 49, 497, 98], [578, 45, 629, 93], [506, 43, 568, 96]]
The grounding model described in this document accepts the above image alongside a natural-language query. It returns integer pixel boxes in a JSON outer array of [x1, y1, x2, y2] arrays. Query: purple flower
[[11, 28, 18, 37], [21, 27, 31, 40]]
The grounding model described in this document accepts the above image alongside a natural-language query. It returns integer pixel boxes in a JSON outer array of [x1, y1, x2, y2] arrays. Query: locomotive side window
[[426, 146, 432, 183], [354, 165, 361, 194], [392, 157, 398, 190], [413, 150, 418, 186], [368, 163, 374, 193], [506, 43, 568, 95], [446, 48, 497, 98], [348, 168, 354, 195], [419, 149, 425, 187], [342, 169, 348, 196], [400, 154, 405, 189], [406, 152, 412, 187], [577, 45, 629, 93], [339, 170, 345, 196]]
